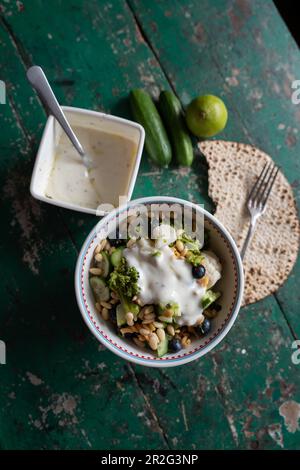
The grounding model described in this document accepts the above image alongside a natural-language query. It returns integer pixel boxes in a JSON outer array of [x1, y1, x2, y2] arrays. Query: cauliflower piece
[[202, 250, 222, 288]]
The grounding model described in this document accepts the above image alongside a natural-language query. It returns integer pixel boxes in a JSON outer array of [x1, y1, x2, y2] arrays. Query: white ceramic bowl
[[30, 106, 145, 215], [75, 196, 244, 367]]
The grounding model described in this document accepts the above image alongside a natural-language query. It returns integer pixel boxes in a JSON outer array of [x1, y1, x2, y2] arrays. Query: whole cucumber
[[130, 89, 172, 167], [159, 90, 194, 167]]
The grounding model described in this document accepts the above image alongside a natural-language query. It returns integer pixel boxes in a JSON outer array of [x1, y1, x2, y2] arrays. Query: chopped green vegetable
[[157, 302, 181, 321], [151, 250, 162, 257], [178, 231, 201, 251], [108, 257, 140, 299], [201, 290, 221, 310], [89, 277, 110, 302], [157, 336, 168, 357], [121, 296, 140, 318], [98, 251, 111, 278], [110, 247, 124, 267], [186, 250, 204, 266], [116, 304, 127, 327]]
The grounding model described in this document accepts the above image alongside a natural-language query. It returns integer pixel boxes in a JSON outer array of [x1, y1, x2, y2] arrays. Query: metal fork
[[240, 162, 280, 260]]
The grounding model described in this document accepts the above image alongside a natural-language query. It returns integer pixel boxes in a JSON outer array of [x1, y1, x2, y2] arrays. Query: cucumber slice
[[95, 251, 110, 278], [111, 247, 124, 268], [157, 337, 168, 357], [116, 304, 126, 327], [89, 276, 110, 302], [201, 290, 221, 310]]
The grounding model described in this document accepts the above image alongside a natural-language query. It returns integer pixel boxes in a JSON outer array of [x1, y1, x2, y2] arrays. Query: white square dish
[[30, 106, 145, 215]]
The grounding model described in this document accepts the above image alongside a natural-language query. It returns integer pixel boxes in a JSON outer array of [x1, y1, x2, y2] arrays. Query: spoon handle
[[27, 66, 85, 156]]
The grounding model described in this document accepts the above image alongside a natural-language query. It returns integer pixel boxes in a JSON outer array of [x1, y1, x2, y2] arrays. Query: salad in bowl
[[89, 222, 222, 357], [75, 196, 244, 367]]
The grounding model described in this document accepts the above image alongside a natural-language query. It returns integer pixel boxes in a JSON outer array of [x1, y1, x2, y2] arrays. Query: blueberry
[[192, 264, 206, 279], [109, 306, 117, 323], [198, 318, 211, 336], [169, 338, 182, 352]]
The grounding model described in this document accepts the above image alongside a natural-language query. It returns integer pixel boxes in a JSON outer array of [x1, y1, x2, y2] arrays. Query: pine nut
[[101, 308, 109, 320], [138, 310, 144, 320], [164, 309, 173, 318], [148, 334, 158, 350], [156, 328, 165, 342], [143, 313, 155, 321], [144, 305, 154, 314], [99, 239, 107, 251], [197, 276, 209, 288], [167, 325, 175, 336], [105, 240, 111, 251], [110, 298, 118, 305], [181, 248, 188, 257], [126, 312, 134, 326], [195, 314, 205, 325], [94, 244, 101, 254], [120, 326, 136, 335], [100, 301, 112, 309], [95, 302, 101, 312], [153, 321, 164, 329], [127, 237, 136, 248], [111, 291, 119, 300], [94, 253, 103, 262], [137, 335, 146, 342], [152, 332, 159, 342], [140, 328, 150, 337], [176, 240, 184, 252], [132, 295, 138, 301], [182, 335, 191, 347], [133, 338, 145, 348], [142, 319, 155, 325], [89, 267, 102, 275]]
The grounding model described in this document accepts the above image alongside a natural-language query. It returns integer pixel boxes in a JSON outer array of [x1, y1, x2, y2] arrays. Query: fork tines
[[248, 161, 280, 209]]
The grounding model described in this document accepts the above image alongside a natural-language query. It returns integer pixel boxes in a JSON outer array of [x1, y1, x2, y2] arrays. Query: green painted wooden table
[[0, 0, 299, 450]]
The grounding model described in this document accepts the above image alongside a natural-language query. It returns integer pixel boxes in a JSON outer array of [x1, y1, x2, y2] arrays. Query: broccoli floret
[[108, 257, 140, 299]]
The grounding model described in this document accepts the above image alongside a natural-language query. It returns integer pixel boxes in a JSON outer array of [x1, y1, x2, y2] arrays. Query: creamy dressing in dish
[[123, 238, 207, 326], [46, 126, 137, 208]]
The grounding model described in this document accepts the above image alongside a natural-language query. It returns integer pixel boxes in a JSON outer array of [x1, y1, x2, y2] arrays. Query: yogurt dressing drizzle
[[123, 238, 206, 326]]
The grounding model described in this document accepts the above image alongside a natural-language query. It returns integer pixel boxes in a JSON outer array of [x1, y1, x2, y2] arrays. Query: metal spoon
[[27, 65, 93, 169]]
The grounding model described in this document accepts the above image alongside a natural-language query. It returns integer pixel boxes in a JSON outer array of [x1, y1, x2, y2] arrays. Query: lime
[[185, 95, 228, 138]]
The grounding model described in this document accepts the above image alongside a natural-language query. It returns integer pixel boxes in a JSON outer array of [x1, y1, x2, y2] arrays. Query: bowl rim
[[75, 196, 244, 367]]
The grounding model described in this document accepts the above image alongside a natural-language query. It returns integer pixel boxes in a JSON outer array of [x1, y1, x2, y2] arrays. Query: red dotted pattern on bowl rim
[[81, 217, 238, 361]]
